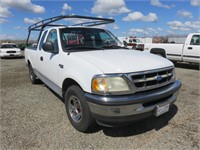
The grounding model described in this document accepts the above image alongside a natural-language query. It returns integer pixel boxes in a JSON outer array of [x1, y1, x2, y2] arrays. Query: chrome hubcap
[[68, 96, 82, 123]]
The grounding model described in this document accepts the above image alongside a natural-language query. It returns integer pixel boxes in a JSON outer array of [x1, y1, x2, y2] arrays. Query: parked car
[[144, 33, 200, 64], [25, 15, 181, 132], [0, 43, 22, 58]]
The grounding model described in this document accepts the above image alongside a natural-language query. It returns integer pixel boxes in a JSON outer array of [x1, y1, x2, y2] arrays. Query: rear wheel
[[65, 85, 95, 132], [28, 64, 39, 84]]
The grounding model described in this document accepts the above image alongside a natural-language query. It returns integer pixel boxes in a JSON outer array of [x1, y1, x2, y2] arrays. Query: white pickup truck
[[25, 15, 181, 132], [0, 43, 22, 58], [144, 33, 200, 64]]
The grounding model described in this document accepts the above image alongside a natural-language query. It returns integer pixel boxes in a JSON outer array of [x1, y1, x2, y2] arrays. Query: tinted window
[[39, 30, 48, 50]]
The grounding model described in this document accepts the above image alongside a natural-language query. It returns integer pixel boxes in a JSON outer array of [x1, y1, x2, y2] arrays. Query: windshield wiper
[[64, 46, 103, 51], [102, 45, 128, 49]]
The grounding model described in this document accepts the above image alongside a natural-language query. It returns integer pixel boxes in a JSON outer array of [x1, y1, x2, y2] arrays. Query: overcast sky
[[0, 0, 200, 40]]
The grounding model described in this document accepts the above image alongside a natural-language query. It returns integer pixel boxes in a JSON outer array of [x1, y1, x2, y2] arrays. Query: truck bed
[[144, 43, 184, 61]]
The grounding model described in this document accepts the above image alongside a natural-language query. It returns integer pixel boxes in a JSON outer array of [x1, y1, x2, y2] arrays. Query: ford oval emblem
[[155, 75, 163, 81]]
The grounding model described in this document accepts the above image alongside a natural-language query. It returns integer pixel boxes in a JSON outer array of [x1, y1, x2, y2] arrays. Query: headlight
[[92, 76, 130, 94]]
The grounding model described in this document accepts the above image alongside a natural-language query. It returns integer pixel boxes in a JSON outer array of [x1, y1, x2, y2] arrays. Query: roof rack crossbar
[[31, 29, 42, 31], [28, 15, 63, 31], [73, 20, 113, 26], [28, 15, 114, 31]]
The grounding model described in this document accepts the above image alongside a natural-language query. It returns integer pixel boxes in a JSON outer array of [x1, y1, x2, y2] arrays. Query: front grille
[[7, 51, 16, 53], [130, 67, 174, 92]]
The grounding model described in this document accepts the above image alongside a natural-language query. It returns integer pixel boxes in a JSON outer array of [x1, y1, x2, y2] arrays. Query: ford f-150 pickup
[[25, 15, 181, 132]]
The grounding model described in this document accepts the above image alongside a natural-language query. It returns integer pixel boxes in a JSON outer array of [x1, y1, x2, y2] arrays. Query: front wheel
[[65, 85, 95, 132]]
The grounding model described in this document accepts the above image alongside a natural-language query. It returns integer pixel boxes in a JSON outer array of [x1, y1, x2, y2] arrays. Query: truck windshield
[[1, 44, 17, 48], [60, 28, 124, 51]]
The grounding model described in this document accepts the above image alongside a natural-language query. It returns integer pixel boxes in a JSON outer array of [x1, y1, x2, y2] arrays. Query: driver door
[[183, 34, 200, 63], [38, 29, 60, 85]]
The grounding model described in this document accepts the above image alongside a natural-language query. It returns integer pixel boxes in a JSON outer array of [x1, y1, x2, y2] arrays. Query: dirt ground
[[0, 58, 199, 150]]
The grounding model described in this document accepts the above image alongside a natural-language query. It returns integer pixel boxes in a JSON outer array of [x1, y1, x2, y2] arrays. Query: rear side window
[[39, 30, 48, 50], [190, 35, 200, 45]]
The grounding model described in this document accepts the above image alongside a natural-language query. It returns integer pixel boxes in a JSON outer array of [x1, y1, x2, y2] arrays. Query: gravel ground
[[0, 58, 199, 150]]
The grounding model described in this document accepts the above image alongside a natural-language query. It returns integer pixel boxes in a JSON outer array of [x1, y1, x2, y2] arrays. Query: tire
[[65, 85, 95, 132], [28, 64, 39, 84], [132, 45, 136, 50]]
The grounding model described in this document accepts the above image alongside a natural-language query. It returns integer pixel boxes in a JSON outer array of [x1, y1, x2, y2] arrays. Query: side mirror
[[42, 42, 58, 54]]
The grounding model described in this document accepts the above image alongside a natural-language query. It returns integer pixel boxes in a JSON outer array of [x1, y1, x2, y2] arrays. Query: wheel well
[[150, 48, 166, 58], [62, 78, 82, 97]]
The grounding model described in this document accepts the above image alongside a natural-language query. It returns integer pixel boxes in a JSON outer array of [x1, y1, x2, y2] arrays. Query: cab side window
[[100, 32, 117, 46], [46, 29, 59, 52], [39, 30, 47, 50], [190, 35, 200, 46]]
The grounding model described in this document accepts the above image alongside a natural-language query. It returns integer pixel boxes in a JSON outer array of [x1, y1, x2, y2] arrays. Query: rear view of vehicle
[[0, 43, 22, 58]]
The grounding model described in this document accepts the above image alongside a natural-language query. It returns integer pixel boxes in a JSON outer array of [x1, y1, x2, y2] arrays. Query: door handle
[[188, 47, 193, 50], [59, 64, 64, 69], [40, 56, 43, 61]]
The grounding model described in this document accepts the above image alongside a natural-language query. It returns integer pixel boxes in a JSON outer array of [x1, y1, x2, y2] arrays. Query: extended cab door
[[38, 29, 60, 85], [183, 34, 200, 63]]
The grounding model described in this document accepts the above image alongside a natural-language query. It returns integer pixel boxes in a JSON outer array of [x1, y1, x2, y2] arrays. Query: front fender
[[58, 53, 103, 93]]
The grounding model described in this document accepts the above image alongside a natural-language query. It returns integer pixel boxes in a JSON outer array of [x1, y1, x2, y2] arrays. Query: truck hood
[[72, 49, 173, 74]]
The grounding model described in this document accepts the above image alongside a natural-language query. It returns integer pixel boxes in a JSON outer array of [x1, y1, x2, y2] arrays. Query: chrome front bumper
[[85, 80, 181, 120]]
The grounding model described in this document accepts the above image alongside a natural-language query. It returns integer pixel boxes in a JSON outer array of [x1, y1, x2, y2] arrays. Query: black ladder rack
[[26, 15, 115, 44]]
